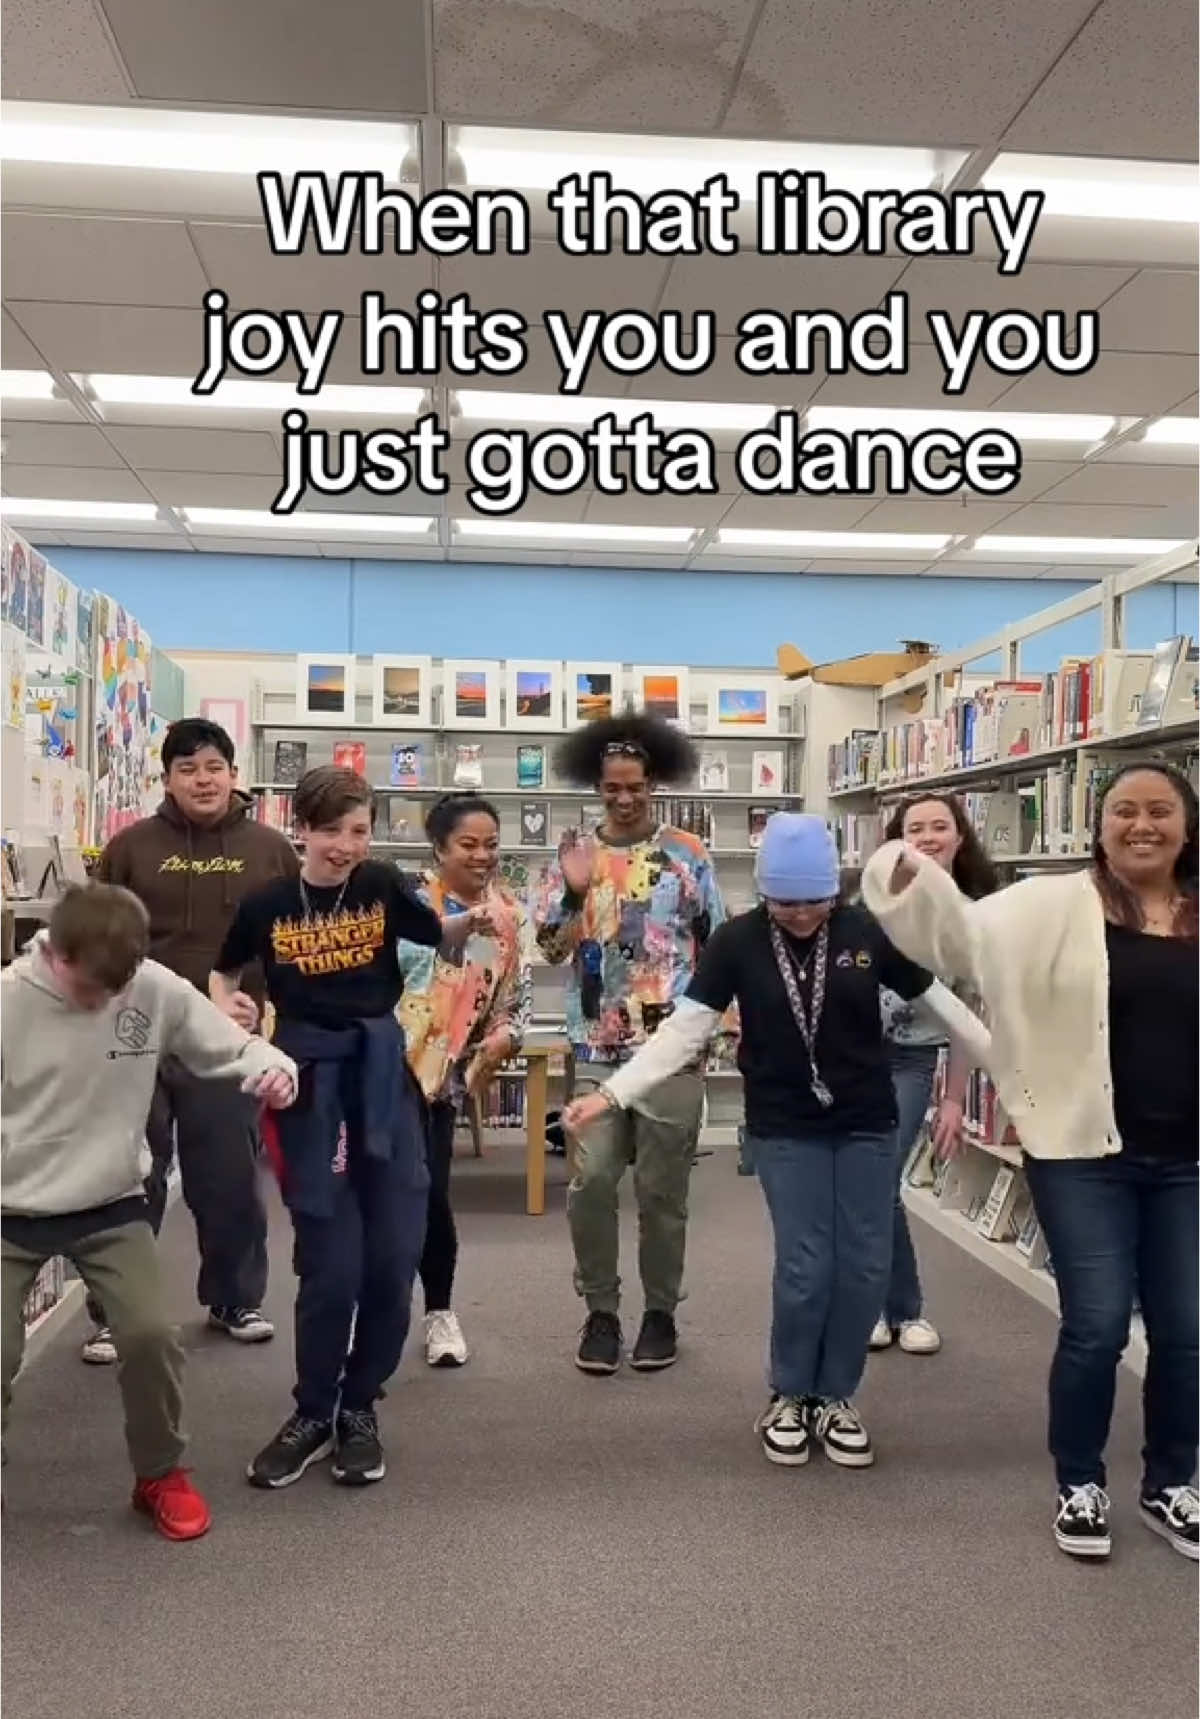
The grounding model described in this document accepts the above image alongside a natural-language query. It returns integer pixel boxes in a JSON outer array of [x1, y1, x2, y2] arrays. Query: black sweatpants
[[419, 1099, 458, 1313]]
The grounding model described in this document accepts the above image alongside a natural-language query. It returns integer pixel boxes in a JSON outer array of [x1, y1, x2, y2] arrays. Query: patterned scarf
[[768, 917, 834, 1108]]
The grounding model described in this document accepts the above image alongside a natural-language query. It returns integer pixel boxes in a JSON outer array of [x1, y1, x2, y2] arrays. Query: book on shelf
[[1137, 636, 1197, 728], [747, 804, 779, 848], [272, 739, 307, 785], [516, 744, 546, 789], [827, 730, 879, 791], [23, 1255, 67, 1328], [579, 800, 605, 834], [254, 792, 295, 835], [976, 1165, 1022, 1240], [390, 742, 424, 788], [519, 800, 551, 846], [453, 744, 484, 788], [333, 740, 367, 775], [652, 797, 716, 845], [751, 749, 786, 793], [698, 749, 729, 793]]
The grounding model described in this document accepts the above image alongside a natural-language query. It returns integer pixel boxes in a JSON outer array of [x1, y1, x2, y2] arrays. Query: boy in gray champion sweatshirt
[[1, 884, 297, 1541]]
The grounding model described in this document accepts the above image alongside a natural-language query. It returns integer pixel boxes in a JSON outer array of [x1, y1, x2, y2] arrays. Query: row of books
[[24, 1255, 67, 1330], [829, 638, 1197, 790]]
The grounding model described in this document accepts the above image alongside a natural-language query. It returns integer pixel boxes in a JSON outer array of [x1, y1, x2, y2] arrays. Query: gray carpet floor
[[3, 1144, 1196, 1719]]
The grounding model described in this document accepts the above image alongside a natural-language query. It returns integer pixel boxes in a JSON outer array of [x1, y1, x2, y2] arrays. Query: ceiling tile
[[722, 0, 1097, 142], [807, 341, 1016, 408], [10, 302, 204, 375], [1, 464, 151, 501], [138, 471, 280, 508], [992, 351, 1194, 415], [439, 244, 671, 326], [660, 255, 906, 337], [1000, 0, 1198, 159], [0, 422, 125, 468], [622, 335, 822, 403], [856, 498, 1020, 532], [1, 308, 47, 369], [1093, 270, 1199, 356], [922, 560, 1051, 578], [719, 494, 879, 529], [566, 549, 690, 568], [995, 500, 1185, 536], [2, 215, 208, 308], [1039, 462, 1199, 506], [105, 424, 284, 474], [452, 485, 591, 523], [579, 489, 728, 527], [1, 0, 131, 100], [435, 0, 754, 129], [899, 259, 1135, 327], [192, 535, 319, 556], [188, 224, 434, 318], [41, 527, 183, 547], [101, 0, 428, 110]]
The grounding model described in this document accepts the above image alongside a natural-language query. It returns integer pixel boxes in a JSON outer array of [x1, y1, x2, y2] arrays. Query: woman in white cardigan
[[863, 761, 1198, 1563]]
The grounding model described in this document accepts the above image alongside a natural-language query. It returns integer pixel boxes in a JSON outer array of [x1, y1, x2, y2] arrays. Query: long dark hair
[[1091, 760, 1198, 938], [884, 793, 998, 900], [424, 792, 500, 851]]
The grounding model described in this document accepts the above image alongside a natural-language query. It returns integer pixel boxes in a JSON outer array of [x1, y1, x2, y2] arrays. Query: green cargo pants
[[567, 1068, 705, 1316], [2, 1219, 186, 1478]]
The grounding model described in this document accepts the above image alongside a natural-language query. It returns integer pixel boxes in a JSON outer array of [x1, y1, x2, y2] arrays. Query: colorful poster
[[76, 588, 95, 675], [93, 595, 153, 841], [2, 625, 25, 730], [26, 551, 46, 648], [48, 571, 75, 660], [8, 538, 28, 637], [1, 526, 12, 624]]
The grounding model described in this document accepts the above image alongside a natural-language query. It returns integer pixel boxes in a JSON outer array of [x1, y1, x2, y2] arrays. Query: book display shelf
[[825, 542, 1198, 1359]]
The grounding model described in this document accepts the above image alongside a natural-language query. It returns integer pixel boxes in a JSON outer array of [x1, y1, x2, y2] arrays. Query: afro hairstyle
[[554, 711, 699, 788]]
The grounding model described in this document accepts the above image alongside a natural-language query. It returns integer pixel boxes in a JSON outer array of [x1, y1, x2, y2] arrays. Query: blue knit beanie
[[756, 812, 839, 901]]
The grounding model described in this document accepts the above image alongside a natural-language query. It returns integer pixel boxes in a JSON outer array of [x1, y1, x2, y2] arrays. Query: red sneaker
[[131, 1468, 212, 1541]]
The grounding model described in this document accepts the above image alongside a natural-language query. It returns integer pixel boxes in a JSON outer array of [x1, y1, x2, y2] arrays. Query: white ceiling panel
[[192, 535, 317, 556], [439, 244, 672, 326], [2, 214, 208, 307], [435, 0, 754, 130], [718, 494, 881, 529], [1000, 0, 1198, 160], [993, 351, 1194, 415], [1, 463, 151, 500], [9, 301, 204, 375], [452, 485, 592, 523], [445, 547, 574, 564], [1039, 462, 1199, 506], [0, 421, 125, 467], [1002, 500, 1190, 537], [899, 259, 1135, 327], [808, 341, 1018, 409], [856, 498, 1020, 532], [1092, 270, 1199, 356], [622, 335, 823, 404], [660, 255, 907, 337], [1, 308, 48, 368], [566, 549, 690, 568], [579, 489, 729, 527], [1, 0, 132, 101], [919, 561, 1051, 578], [800, 558, 940, 575], [27, 524, 181, 544], [104, 424, 283, 474], [138, 471, 279, 508], [722, 0, 1098, 143], [187, 223, 434, 318]]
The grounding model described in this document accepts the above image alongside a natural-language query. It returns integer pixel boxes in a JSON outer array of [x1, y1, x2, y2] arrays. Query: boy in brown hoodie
[[82, 718, 298, 1361]]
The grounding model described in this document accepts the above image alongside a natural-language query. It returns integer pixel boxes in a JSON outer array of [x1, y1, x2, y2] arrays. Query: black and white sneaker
[[754, 1394, 810, 1466], [331, 1409, 386, 1486], [209, 1305, 275, 1343], [247, 1413, 334, 1488], [1140, 1485, 1199, 1561], [1054, 1483, 1112, 1557], [630, 1310, 678, 1370], [811, 1398, 874, 1467], [575, 1311, 622, 1374]]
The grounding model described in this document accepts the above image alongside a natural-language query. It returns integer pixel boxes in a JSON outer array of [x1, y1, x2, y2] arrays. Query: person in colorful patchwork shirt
[[534, 713, 724, 1375]]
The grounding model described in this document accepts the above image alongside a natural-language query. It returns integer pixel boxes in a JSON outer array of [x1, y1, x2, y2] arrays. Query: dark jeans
[[1025, 1152, 1199, 1494], [87, 1060, 268, 1325], [883, 1046, 939, 1326], [750, 1129, 897, 1402], [420, 1099, 458, 1313], [290, 1142, 429, 1423]]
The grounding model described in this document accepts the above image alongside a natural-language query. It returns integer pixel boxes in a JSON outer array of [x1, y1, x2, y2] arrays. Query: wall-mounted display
[[295, 653, 356, 726], [708, 678, 779, 734], [632, 664, 690, 728], [564, 662, 621, 727], [371, 654, 432, 729], [443, 659, 501, 730], [505, 659, 563, 731]]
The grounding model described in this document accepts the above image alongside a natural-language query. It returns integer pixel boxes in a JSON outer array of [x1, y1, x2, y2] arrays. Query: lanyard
[[769, 918, 834, 1108]]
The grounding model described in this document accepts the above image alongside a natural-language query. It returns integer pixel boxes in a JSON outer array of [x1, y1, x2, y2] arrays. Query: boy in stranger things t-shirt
[[213, 765, 474, 1493]]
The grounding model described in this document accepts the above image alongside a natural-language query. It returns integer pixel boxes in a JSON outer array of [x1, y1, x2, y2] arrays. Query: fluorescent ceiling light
[[456, 390, 772, 434], [717, 529, 950, 552], [807, 406, 1114, 443], [985, 153, 1200, 225], [79, 375, 423, 417], [2, 498, 159, 522], [451, 126, 966, 198], [182, 508, 435, 535], [971, 535, 1187, 559], [1141, 417, 1200, 446], [454, 520, 694, 546], [1, 101, 416, 178], [0, 370, 57, 400]]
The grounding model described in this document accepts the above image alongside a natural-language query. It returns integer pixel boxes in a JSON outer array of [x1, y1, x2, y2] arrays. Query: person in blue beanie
[[211, 766, 469, 1492], [565, 812, 989, 1470]]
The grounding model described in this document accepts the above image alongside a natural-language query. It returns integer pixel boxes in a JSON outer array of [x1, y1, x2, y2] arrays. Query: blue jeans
[[883, 1046, 939, 1325], [750, 1130, 897, 1401], [1024, 1153, 1199, 1494]]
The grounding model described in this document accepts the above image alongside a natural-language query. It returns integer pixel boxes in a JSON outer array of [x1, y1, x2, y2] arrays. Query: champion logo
[[331, 1123, 348, 1175]]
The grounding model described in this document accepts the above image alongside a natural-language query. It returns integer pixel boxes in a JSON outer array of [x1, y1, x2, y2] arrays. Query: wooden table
[[522, 1036, 572, 1216]]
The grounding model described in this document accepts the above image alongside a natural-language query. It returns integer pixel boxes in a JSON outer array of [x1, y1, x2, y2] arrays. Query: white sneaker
[[754, 1394, 810, 1466], [425, 1310, 468, 1368], [898, 1318, 942, 1355], [81, 1325, 117, 1365], [869, 1319, 893, 1350], [811, 1398, 875, 1467]]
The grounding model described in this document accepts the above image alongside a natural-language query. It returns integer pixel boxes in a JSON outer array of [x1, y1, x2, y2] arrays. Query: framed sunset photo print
[[565, 663, 622, 727], [442, 659, 501, 730], [371, 654, 432, 728], [295, 654, 355, 725], [504, 660, 563, 731], [633, 665, 690, 729], [708, 677, 778, 734]]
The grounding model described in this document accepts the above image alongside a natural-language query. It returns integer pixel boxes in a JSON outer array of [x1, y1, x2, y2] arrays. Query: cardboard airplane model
[[776, 640, 954, 713]]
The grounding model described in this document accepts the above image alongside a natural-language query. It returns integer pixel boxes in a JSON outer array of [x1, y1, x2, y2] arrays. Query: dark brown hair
[[884, 792, 998, 900], [293, 766, 375, 830], [49, 883, 149, 991], [1092, 760, 1198, 938]]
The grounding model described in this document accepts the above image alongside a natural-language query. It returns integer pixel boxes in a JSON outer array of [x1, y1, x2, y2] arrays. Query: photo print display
[[565, 662, 622, 727], [295, 654, 356, 725], [443, 660, 501, 729], [708, 677, 779, 735], [504, 660, 563, 731], [371, 654, 432, 728], [632, 665, 691, 729]]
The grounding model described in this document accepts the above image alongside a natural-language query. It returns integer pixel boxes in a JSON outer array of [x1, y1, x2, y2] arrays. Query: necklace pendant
[[812, 1077, 834, 1109]]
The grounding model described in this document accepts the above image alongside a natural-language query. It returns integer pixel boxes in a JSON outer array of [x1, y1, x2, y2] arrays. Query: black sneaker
[[247, 1413, 334, 1489], [755, 1394, 810, 1466], [1140, 1485, 1199, 1561], [331, 1409, 386, 1486], [810, 1398, 875, 1467], [209, 1305, 275, 1343], [1054, 1483, 1112, 1557], [575, 1311, 622, 1374], [630, 1310, 678, 1371]]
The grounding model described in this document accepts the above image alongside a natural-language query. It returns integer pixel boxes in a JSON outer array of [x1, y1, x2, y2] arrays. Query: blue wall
[[49, 548, 1191, 671]]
